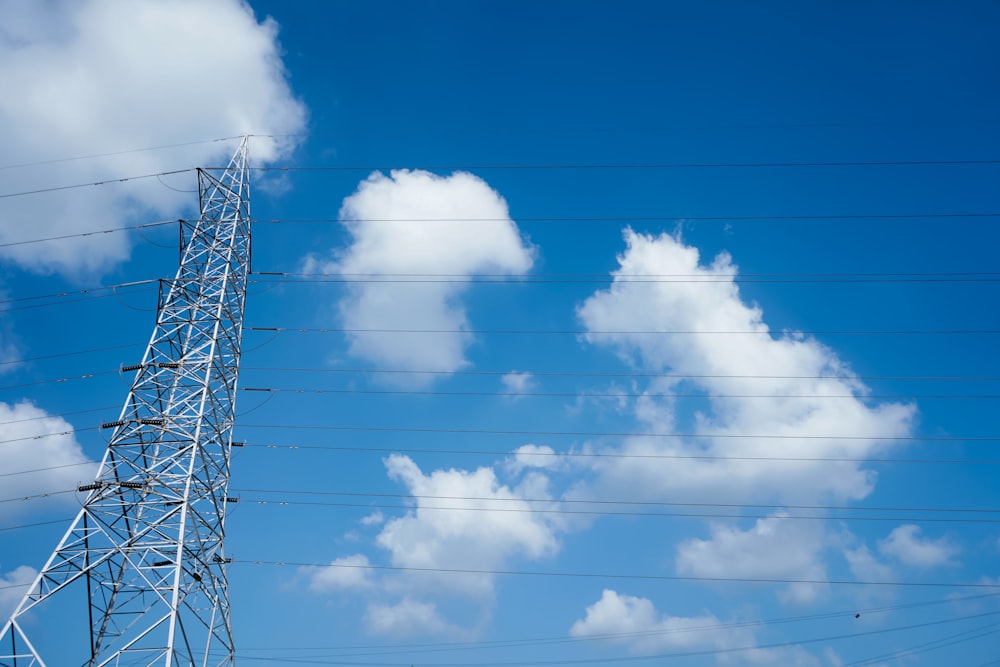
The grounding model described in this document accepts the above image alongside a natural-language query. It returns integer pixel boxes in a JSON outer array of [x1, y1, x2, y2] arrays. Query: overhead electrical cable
[[0, 279, 160, 306], [250, 273, 1000, 285], [0, 461, 97, 479], [240, 499, 1000, 525], [237, 559, 1000, 590], [240, 365, 1000, 383], [187, 591, 1000, 654], [248, 157, 1000, 172], [237, 422, 1000, 442], [233, 488, 1000, 515], [250, 212, 1000, 224], [241, 386, 1000, 400], [0, 518, 74, 534], [247, 325, 1000, 336], [0, 342, 145, 368], [0, 406, 120, 427], [0, 370, 119, 393], [0, 427, 98, 448], [251, 442, 1000, 465], [0, 220, 174, 248], [843, 623, 1000, 667], [0, 170, 196, 199], [0, 136, 244, 170]]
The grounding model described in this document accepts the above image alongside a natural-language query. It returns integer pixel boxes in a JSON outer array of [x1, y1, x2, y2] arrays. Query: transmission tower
[[1, 139, 252, 666]]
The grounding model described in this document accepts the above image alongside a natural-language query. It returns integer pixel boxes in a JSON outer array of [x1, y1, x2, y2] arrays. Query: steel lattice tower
[[1, 139, 252, 667]]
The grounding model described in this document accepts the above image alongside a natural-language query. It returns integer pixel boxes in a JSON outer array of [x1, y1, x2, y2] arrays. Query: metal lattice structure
[[1, 139, 251, 667]]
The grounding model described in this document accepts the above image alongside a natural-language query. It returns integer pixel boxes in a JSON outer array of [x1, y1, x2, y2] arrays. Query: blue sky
[[1, 1, 999, 665]]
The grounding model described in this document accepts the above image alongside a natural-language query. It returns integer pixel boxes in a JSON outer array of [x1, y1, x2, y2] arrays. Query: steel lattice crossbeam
[[1, 139, 251, 667]]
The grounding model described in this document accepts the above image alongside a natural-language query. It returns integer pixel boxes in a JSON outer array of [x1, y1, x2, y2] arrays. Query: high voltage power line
[[252, 442, 1000, 465], [223, 588, 1000, 653], [3, 155, 999, 200], [247, 158, 1000, 171], [248, 326, 1000, 336], [3, 488, 997, 526], [235, 559, 1000, 589], [240, 500, 1000, 524], [235, 422, 1000, 442], [242, 386, 1000, 400], [237, 422, 1000, 442]]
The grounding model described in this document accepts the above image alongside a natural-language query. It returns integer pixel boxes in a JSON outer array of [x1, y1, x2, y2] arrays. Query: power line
[[0, 280, 160, 306], [238, 423, 1000, 442], [0, 518, 72, 533], [0, 342, 144, 368], [0, 370, 118, 393], [240, 498, 1000, 525], [0, 461, 96, 479], [843, 623, 1000, 667], [247, 158, 1000, 172], [0, 220, 174, 248], [242, 386, 1000, 400], [0, 136, 244, 171], [188, 591, 1000, 654], [235, 488, 1000, 515], [0, 406, 119, 427], [248, 326, 1000, 336], [0, 490, 75, 504], [238, 559, 1000, 589], [240, 365, 1000, 383], [0, 170, 196, 199], [250, 212, 1000, 224], [0, 427, 98, 448], [250, 273, 1000, 285], [253, 442, 1000, 465]]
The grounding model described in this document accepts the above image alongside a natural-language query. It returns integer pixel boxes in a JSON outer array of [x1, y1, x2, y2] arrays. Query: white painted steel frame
[[0, 139, 251, 667]]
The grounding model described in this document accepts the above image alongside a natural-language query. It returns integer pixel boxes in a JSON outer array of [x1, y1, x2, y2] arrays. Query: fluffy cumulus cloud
[[306, 454, 565, 636], [374, 455, 561, 597], [570, 589, 744, 653], [564, 230, 920, 605], [676, 515, 829, 604], [570, 589, 819, 666], [0, 0, 305, 275], [306, 170, 534, 378], [877, 525, 958, 569], [0, 401, 95, 518], [574, 229, 916, 504]]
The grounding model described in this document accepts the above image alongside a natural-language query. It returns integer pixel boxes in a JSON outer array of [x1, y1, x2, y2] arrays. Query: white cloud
[[0, 0, 305, 275], [374, 455, 561, 597], [305, 456, 565, 634], [675, 515, 828, 604], [574, 229, 916, 504], [0, 564, 37, 620], [364, 598, 462, 638], [505, 444, 569, 475], [570, 589, 744, 653], [307, 554, 374, 592], [307, 170, 534, 379], [360, 510, 385, 526], [0, 401, 95, 517], [570, 589, 820, 665], [501, 371, 534, 395], [878, 525, 958, 569], [844, 545, 894, 582]]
